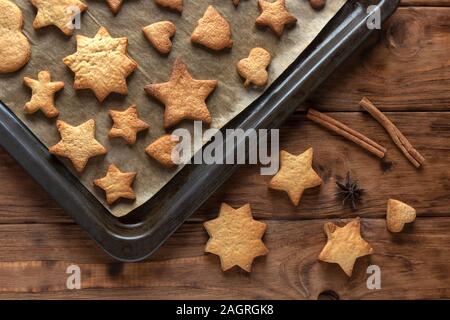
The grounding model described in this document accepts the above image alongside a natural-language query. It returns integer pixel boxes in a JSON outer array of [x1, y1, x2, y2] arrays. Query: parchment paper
[[0, 0, 346, 217]]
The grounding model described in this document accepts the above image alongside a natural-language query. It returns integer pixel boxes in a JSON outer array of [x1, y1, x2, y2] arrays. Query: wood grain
[[0, 218, 449, 299]]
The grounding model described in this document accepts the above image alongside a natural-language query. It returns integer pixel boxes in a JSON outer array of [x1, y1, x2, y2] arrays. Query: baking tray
[[0, 0, 399, 262]]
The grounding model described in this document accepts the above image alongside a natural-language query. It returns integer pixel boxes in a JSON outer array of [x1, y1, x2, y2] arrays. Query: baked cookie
[[49, 119, 107, 173], [310, 0, 326, 10], [106, 0, 124, 14], [191, 5, 233, 51], [204, 203, 268, 272], [142, 21, 176, 54], [232, 0, 240, 6], [319, 218, 374, 277], [94, 164, 136, 205], [23, 71, 65, 118], [154, 0, 182, 13], [144, 58, 218, 128], [237, 47, 271, 88], [269, 148, 322, 206], [256, 0, 297, 37], [145, 134, 179, 168], [108, 105, 150, 144], [386, 199, 416, 233], [0, 0, 31, 73], [63, 27, 137, 102], [30, 0, 88, 36]]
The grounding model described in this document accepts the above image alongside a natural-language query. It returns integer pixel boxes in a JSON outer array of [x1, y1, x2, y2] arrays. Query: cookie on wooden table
[[49, 119, 107, 173], [144, 58, 217, 128], [30, 0, 88, 36], [256, 0, 297, 37], [108, 105, 150, 144], [23, 71, 65, 118], [0, 0, 31, 73], [204, 203, 268, 272], [237, 47, 271, 88], [63, 27, 137, 102], [143, 21, 176, 54], [94, 164, 136, 205], [386, 199, 416, 233]]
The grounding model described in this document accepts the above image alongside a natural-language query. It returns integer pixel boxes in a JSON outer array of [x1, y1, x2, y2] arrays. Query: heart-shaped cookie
[[237, 47, 271, 88], [143, 21, 176, 54], [0, 0, 31, 73], [386, 199, 416, 233]]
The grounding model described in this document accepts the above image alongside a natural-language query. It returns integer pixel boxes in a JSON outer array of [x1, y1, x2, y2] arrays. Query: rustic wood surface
[[0, 2, 449, 299]]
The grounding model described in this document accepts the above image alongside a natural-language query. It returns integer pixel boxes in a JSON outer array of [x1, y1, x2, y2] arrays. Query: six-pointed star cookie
[[256, 0, 297, 37], [318, 218, 374, 277], [94, 164, 136, 205], [269, 148, 322, 206], [204, 203, 268, 272], [108, 105, 150, 144], [23, 70, 64, 118], [144, 58, 218, 128], [49, 119, 107, 173], [63, 27, 137, 102], [31, 0, 88, 36]]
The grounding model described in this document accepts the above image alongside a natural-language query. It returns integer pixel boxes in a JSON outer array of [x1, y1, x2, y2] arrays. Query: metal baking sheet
[[0, 0, 400, 261]]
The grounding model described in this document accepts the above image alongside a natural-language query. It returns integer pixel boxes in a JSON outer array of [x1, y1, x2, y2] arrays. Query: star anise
[[335, 172, 364, 209]]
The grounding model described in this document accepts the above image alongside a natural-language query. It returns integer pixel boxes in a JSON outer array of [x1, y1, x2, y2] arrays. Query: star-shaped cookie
[[23, 71, 64, 118], [269, 148, 322, 206], [49, 119, 107, 173], [256, 0, 297, 37], [108, 105, 149, 144], [105, 0, 124, 14], [318, 218, 374, 277], [144, 58, 218, 128], [94, 164, 136, 205], [31, 0, 88, 36], [63, 27, 137, 102], [204, 203, 268, 272]]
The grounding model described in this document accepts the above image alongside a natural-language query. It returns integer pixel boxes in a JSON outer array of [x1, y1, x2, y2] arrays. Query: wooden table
[[1, 0, 449, 299]]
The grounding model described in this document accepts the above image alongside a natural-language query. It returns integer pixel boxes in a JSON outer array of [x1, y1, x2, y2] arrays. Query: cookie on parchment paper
[[49, 119, 107, 173], [143, 21, 176, 55], [108, 105, 150, 145], [237, 47, 271, 88], [204, 203, 268, 272], [256, 0, 297, 37], [154, 0, 183, 13], [0, 0, 31, 73], [63, 27, 137, 102], [94, 164, 136, 205], [145, 134, 180, 168], [23, 71, 65, 118]]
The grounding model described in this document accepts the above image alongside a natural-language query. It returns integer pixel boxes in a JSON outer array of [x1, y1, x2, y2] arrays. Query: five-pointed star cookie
[[144, 58, 218, 128], [49, 119, 107, 173], [31, 0, 88, 36], [63, 27, 137, 102], [256, 0, 297, 37], [318, 218, 374, 277], [204, 203, 268, 272], [106, 0, 124, 14], [108, 105, 150, 144], [23, 70, 64, 118], [269, 148, 322, 206], [94, 164, 136, 204]]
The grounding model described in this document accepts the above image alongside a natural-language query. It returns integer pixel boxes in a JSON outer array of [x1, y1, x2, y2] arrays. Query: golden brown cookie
[[94, 164, 136, 205], [49, 119, 107, 173], [0, 0, 31, 73], [256, 0, 297, 37], [154, 0, 182, 12], [106, 0, 124, 14], [310, 0, 326, 10], [237, 47, 271, 88], [319, 218, 374, 277], [269, 148, 322, 206], [145, 134, 179, 168], [63, 27, 137, 102], [23, 71, 65, 118], [386, 199, 416, 233], [232, 0, 240, 6], [30, 0, 88, 36], [144, 58, 218, 128], [204, 203, 268, 272], [142, 21, 176, 55], [191, 5, 233, 51], [108, 105, 150, 145]]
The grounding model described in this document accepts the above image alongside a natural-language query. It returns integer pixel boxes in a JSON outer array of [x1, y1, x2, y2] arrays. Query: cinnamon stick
[[359, 97, 425, 168], [307, 108, 386, 159]]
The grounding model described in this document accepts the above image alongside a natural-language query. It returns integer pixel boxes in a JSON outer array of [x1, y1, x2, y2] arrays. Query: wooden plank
[[401, 0, 450, 6], [0, 218, 449, 299], [309, 7, 450, 111], [1, 111, 448, 223]]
